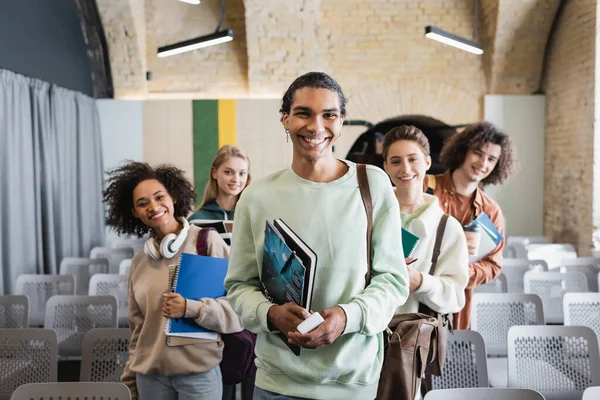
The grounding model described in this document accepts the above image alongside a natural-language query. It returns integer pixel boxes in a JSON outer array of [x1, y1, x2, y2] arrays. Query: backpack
[[356, 164, 450, 400], [196, 228, 257, 385]]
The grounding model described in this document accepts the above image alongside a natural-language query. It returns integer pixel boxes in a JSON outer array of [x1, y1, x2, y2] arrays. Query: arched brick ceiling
[[482, 0, 561, 94], [96, 0, 147, 98]]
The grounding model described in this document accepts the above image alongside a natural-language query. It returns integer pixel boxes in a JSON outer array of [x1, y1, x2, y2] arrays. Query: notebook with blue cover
[[165, 252, 228, 340], [401, 227, 420, 258], [261, 219, 317, 355], [465, 212, 503, 263]]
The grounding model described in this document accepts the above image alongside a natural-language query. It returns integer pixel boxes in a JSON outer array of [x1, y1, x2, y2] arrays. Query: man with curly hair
[[424, 122, 517, 329], [103, 161, 243, 400]]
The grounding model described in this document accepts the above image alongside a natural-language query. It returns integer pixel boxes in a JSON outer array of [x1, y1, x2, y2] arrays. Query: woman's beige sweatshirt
[[121, 226, 243, 400]]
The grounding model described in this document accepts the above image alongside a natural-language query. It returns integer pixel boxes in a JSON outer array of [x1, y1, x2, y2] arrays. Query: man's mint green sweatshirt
[[225, 160, 409, 400]]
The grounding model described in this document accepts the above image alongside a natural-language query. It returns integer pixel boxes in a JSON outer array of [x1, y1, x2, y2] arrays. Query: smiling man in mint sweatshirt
[[225, 72, 409, 400]]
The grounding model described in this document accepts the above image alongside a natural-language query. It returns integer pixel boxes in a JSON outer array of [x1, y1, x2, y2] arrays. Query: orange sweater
[[426, 171, 505, 330]]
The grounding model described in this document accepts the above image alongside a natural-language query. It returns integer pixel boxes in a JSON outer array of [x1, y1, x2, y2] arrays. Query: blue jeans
[[137, 367, 222, 400], [253, 387, 312, 400]]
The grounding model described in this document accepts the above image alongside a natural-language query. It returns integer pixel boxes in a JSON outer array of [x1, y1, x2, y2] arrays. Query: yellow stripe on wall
[[218, 99, 236, 147]]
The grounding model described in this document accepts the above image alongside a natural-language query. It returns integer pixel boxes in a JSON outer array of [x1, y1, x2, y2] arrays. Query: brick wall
[[145, 0, 248, 98], [543, 1, 597, 255]]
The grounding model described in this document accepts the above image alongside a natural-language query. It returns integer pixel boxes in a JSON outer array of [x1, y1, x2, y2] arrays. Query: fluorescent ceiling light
[[157, 29, 234, 57], [177, 0, 201, 4], [425, 26, 483, 55]]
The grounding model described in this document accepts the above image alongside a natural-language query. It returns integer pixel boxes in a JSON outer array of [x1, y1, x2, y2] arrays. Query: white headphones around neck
[[144, 217, 190, 260]]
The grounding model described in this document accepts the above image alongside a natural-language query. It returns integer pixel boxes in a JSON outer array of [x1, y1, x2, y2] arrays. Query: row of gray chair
[[0, 294, 119, 359], [10, 273, 128, 327], [0, 328, 130, 400], [432, 326, 600, 400]]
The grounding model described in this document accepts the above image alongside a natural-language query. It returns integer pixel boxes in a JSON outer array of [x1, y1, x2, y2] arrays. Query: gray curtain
[[0, 68, 105, 294]]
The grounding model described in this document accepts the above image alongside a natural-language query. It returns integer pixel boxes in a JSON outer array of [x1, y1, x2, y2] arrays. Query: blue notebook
[[465, 212, 503, 263], [165, 252, 228, 340]]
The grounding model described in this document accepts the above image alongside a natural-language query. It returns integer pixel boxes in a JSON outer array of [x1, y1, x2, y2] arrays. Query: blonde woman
[[189, 145, 251, 221]]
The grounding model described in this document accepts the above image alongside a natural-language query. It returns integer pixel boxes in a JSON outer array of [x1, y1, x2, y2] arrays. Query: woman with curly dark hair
[[103, 161, 243, 400], [424, 121, 517, 330]]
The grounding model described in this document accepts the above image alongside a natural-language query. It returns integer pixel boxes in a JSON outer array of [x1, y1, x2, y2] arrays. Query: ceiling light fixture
[[424, 26, 483, 55], [424, 0, 483, 55], [158, 0, 233, 57], [177, 0, 201, 4]]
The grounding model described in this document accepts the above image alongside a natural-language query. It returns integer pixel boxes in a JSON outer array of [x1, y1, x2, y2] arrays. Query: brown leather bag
[[356, 164, 450, 400]]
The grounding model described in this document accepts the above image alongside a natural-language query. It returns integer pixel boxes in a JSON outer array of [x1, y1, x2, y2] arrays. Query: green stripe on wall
[[192, 100, 219, 203]]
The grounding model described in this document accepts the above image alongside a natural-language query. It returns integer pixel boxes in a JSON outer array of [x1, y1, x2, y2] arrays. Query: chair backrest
[[89, 274, 128, 327], [0, 295, 28, 329], [59, 257, 109, 295], [0, 329, 57, 400], [431, 330, 488, 390], [10, 382, 131, 400], [564, 293, 600, 344], [583, 386, 600, 400], [90, 246, 134, 274], [424, 388, 546, 400], [119, 259, 132, 276], [471, 293, 544, 356], [111, 236, 145, 254], [560, 258, 600, 291], [80, 328, 130, 382], [524, 271, 588, 324], [525, 243, 577, 269], [503, 258, 548, 293], [507, 236, 550, 246], [474, 274, 507, 294], [15, 274, 75, 326], [44, 295, 118, 357], [508, 325, 600, 400]]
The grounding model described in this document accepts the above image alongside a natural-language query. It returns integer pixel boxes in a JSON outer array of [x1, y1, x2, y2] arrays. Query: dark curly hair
[[103, 161, 196, 237], [440, 122, 517, 186], [279, 72, 348, 121]]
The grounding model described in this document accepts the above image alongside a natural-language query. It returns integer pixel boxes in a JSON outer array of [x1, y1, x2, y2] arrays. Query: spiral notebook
[[401, 228, 420, 258], [165, 252, 228, 340]]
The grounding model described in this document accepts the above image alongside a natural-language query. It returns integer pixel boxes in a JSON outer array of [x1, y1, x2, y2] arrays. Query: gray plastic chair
[[474, 274, 507, 294], [472, 293, 544, 357], [0, 329, 57, 400], [503, 259, 548, 293], [119, 259, 132, 276], [44, 295, 118, 358], [508, 325, 600, 400], [80, 328, 130, 382], [525, 243, 577, 269], [564, 293, 600, 344], [431, 330, 488, 390], [583, 386, 600, 400], [524, 271, 588, 324], [111, 236, 145, 254], [90, 246, 134, 274], [89, 274, 129, 327], [59, 257, 109, 295], [560, 258, 600, 291], [0, 295, 28, 328], [10, 382, 131, 400], [507, 236, 550, 246], [424, 388, 546, 400], [15, 274, 75, 326]]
